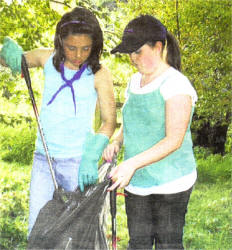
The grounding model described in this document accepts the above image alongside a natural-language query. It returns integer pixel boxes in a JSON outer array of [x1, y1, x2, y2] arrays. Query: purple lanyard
[[47, 63, 87, 114]]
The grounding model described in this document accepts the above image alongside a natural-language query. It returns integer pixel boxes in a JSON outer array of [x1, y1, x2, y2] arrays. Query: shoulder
[[131, 72, 141, 82], [163, 67, 193, 89], [127, 72, 141, 90], [161, 67, 198, 105], [25, 48, 53, 68], [94, 65, 111, 78], [94, 65, 113, 89], [37, 48, 54, 67]]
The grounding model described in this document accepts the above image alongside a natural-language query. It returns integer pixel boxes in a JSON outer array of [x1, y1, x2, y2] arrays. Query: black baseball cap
[[111, 15, 167, 54]]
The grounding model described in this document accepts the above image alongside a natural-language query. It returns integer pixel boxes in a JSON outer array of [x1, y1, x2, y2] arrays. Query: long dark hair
[[53, 7, 103, 74], [148, 31, 181, 72], [166, 31, 181, 71]]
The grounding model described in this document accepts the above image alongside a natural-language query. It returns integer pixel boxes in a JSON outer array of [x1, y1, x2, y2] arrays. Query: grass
[[0, 161, 30, 250], [184, 181, 231, 249], [0, 153, 231, 249]]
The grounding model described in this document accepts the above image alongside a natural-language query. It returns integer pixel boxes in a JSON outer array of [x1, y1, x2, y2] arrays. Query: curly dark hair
[[53, 7, 103, 74]]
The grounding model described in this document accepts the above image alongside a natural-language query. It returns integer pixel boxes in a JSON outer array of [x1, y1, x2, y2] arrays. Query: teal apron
[[122, 80, 196, 188]]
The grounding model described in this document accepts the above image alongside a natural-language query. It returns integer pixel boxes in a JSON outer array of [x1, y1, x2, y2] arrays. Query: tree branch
[[49, 0, 71, 8], [176, 0, 181, 43]]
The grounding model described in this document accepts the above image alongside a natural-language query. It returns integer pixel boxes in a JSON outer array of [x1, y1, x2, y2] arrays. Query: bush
[[0, 122, 36, 165], [196, 152, 232, 183], [225, 122, 232, 154], [194, 146, 213, 159]]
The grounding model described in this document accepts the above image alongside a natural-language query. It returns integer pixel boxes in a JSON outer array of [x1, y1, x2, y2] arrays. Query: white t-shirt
[[124, 67, 198, 195], [127, 66, 198, 106]]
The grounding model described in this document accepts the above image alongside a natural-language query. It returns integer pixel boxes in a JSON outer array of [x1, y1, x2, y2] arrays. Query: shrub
[[194, 146, 213, 159], [0, 122, 36, 165], [196, 153, 232, 183], [225, 122, 232, 154]]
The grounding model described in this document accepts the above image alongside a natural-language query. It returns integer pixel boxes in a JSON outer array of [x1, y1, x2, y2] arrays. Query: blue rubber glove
[[78, 133, 109, 192], [0, 37, 23, 75]]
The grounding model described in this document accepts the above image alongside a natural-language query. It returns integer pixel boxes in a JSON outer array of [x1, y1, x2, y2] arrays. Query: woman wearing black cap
[[103, 14, 197, 249]]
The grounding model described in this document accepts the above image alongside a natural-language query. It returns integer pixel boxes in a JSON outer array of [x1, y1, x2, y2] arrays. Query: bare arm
[[0, 47, 53, 69], [24, 48, 53, 68], [112, 125, 124, 146], [94, 66, 116, 138], [102, 125, 123, 161], [108, 94, 192, 190]]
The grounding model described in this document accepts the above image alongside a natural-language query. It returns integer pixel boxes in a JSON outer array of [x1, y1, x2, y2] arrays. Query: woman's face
[[62, 34, 92, 70], [129, 42, 162, 75]]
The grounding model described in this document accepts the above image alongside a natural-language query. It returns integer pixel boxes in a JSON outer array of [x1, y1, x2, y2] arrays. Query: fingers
[[79, 173, 98, 192], [79, 179, 84, 192], [108, 166, 117, 179], [102, 144, 119, 162], [102, 146, 113, 162], [108, 179, 120, 191], [107, 175, 128, 191]]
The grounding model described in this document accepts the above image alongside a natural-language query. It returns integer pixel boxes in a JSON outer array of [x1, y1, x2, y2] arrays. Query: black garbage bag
[[27, 163, 113, 250]]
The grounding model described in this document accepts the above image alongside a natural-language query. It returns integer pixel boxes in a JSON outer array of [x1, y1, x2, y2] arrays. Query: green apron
[[122, 80, 196, 188]]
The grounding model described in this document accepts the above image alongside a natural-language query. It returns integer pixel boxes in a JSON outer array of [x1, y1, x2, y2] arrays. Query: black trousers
[[125, 187, 193, 250]]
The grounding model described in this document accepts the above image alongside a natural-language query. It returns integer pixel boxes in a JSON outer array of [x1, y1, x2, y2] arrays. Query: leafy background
[[0, 0, 231, 249]]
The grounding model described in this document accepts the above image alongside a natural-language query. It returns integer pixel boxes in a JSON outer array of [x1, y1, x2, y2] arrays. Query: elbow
[[175, 136, 185, 150], [175, 141, 183, 151], [168, 136, 185, 152]]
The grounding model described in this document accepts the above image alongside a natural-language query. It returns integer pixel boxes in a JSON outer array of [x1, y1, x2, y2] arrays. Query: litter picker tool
[[110, 179, 117, 250], [21, 54, 58, 190]]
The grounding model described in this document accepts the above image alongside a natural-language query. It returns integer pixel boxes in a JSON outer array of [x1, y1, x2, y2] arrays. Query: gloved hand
[[0, 37, 23, 75], [78, 133, 109, 192]]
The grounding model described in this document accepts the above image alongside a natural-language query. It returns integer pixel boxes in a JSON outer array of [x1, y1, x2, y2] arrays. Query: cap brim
[[111, 41, 144, 54]]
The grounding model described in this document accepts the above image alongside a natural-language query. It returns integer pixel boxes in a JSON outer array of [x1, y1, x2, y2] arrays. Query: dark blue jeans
[[125, 187, 193, 250]]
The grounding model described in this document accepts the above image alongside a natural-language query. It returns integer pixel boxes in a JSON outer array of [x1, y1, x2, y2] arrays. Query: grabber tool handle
[[110, 155, 117, 250], [21, 54, 58, 190], [110, 186, 117, 250]]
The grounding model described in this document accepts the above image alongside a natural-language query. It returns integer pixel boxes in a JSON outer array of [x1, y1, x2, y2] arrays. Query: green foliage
[[0, 161, 30, 250], [0, 0, 59, 49], [0, 0, 57, 106], [225, 122, 232, 154], [196, 152, 232, 183], [179, 0, 232, 130], [0, 65, 43, 126], [193, 145, 213, 159], [0, 122, 37, 165]]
